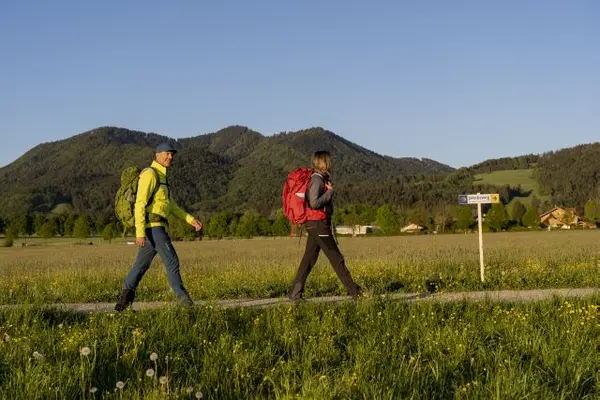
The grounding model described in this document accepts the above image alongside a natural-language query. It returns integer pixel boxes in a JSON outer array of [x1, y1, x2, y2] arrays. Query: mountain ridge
[[2, 125, 599, 220], [0, 125, 454, 218]]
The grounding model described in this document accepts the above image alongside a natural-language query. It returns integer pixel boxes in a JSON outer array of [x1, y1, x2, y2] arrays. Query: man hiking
[[115, 141, 202, 311]]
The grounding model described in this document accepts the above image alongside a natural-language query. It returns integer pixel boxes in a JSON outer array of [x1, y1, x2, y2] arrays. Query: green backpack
[[115, 166, 159, 234]]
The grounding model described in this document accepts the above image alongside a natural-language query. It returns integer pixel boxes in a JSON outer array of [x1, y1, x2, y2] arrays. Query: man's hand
[[325, 182, 333, 190], [191, 219, 202, 231], [136, 237, 145, 247]]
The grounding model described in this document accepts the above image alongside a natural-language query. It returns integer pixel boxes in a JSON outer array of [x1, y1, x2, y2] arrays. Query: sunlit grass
[[0, 297, 598, 399], [1, 231, 599, 304], [1, 231, 599, 398]]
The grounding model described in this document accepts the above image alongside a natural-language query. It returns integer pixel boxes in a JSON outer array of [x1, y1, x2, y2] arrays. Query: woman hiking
[[289, 151, 363, 300]]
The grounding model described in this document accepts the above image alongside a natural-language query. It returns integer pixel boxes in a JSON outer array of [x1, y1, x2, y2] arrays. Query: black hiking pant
[[290, 220, 361, 299]]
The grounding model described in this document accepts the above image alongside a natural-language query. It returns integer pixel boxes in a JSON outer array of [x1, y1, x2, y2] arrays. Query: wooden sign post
[[458, 193, 500, 282]]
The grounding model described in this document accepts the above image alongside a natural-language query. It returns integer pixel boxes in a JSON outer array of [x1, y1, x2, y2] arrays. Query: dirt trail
[[1, 288, 598, 313]]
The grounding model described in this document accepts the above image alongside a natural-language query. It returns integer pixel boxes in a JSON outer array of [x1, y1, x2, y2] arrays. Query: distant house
[[539, 207, 580, 229], [335, 225, 374, 236], [400, 223, 424, 233], [578, 221, 597, 229]]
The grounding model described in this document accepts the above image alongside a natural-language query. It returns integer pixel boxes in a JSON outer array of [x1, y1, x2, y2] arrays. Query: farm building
[[539, 207, 580, 229], [400, 223, 425, 233], [335, 225, 375, 236]]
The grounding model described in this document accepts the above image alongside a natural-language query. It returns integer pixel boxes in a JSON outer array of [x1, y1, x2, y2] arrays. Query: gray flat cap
[[155, 141, 178, 153]]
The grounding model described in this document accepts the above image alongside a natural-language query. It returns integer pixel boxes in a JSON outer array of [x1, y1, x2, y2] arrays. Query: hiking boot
[[289, 283, 304, 301], [178, 295, 194, 308], [114, 289, 135, 312], [289, 294, 305, 302], [351, 288, 371, 300], [288, 295, 306, 308]]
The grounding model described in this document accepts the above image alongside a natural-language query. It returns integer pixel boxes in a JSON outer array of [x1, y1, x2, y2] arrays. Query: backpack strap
[[307, 173, 325, 209], [141, 167, 162, 207], [143, 167, 170, 225]]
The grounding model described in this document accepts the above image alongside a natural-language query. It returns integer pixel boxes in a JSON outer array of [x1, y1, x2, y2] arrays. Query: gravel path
[[1, 288, 598, 313]]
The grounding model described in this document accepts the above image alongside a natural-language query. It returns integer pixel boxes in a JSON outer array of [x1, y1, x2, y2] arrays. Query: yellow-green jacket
[[135, 161, 195, 238]]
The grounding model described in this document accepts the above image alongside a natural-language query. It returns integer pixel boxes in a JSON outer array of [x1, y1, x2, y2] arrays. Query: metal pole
[[477, 197, 485, 282]]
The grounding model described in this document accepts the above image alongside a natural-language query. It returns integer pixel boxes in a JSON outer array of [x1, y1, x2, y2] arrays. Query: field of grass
[[473, 169, 550, 208], [474, 170, 539, 193], [1, 298, 598, 399], [1, 231, 599, 305], [0, 232, 599, 398]]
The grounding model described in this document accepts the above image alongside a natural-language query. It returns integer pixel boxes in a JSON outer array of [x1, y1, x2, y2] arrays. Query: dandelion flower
[[80, 347, 91, 356], [159, 376, 168, 385], [186, 387, 194, 395], [58, 324, 64, 329], [146, 368, 155, 378], [165, 355, 169, 362], [150, 352, 158, 361], [3, 334, 10, 343], [116, 381, 125, 390], [89, 387, 98, 394], [33, 351, 44, 360], [196, 392, 203, 399]]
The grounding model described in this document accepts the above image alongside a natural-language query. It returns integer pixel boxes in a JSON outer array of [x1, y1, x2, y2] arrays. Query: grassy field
[[1, 231, 599, 305], [1, 298, 598, 399], [0, 232, 599, 398], [474, 170, 540, 193], [473, 169, 550, 207]]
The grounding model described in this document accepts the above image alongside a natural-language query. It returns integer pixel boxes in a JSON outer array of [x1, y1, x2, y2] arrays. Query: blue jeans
[[123, 227, 192, 305]]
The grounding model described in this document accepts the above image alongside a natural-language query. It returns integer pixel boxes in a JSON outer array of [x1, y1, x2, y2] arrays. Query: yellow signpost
[[457, 193, 501, 282]]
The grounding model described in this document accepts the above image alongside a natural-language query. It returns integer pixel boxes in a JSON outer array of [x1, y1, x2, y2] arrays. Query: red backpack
[[282, 167, 313, 225]]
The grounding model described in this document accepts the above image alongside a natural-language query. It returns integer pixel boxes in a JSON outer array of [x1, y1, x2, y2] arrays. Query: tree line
[[4, 126, 600, 225], [7, 195, 600, 247], [6, 139, 600, 244], [465, 154, 539, 174], [536, 143, 600, 207]]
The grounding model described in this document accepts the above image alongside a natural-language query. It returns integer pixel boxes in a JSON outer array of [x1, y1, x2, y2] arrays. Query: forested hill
[[0, 126, 455, 219], [460, 142, 600, 209], [535, 143, 600, 207], [465, 154, 540, 174]]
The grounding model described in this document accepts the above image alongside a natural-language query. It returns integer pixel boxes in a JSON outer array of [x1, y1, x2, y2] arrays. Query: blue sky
[[1, 1, 598, 169]]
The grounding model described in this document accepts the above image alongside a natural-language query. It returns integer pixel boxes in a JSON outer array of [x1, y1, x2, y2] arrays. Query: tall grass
[[0, 231, 598, 304], [0, 231, 598, 398], [0, 297, 598, 399]]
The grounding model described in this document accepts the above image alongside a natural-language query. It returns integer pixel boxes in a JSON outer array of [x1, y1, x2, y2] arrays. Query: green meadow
[[0, 232, 598, 398]]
